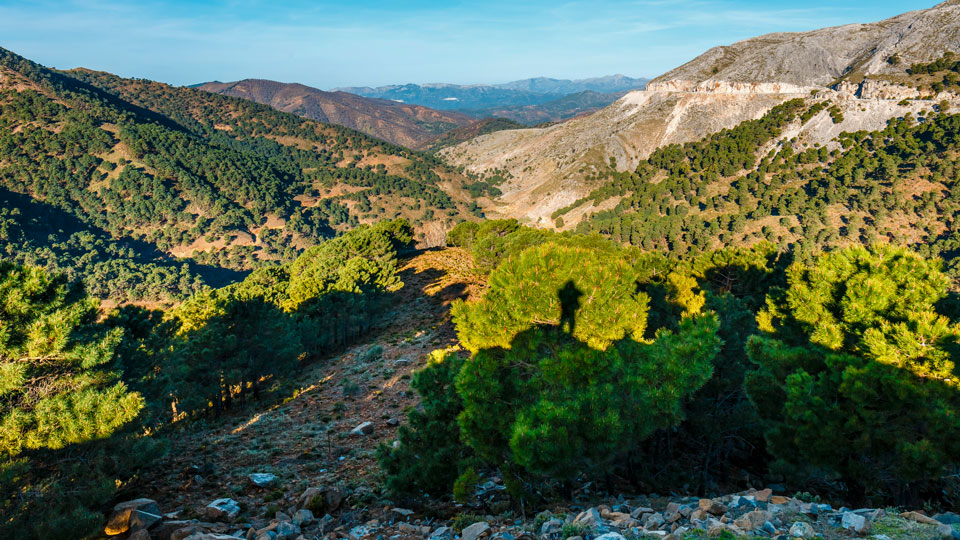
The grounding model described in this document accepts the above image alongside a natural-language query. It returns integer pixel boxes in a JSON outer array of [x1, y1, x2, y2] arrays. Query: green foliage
[[0, 262, 159, 540], [745, 245, 960, 496], [0, 262, 141, 456], [452, 242, 649, 351], [456, 316, 720, 481]]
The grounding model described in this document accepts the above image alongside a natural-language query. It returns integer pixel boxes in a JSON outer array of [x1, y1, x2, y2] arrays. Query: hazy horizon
[[0, 0, 939, 89]]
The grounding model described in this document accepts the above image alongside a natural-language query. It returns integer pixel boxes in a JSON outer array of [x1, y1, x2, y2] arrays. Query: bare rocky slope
[[442, 0, 960, 226], [197, 79, 475, 149]]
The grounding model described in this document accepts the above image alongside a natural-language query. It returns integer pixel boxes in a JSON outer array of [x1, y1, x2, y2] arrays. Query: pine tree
[[745, 245, 960, 501]]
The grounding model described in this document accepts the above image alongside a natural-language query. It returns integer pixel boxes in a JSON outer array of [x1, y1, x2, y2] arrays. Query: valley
[[6, 2, 960, 540]]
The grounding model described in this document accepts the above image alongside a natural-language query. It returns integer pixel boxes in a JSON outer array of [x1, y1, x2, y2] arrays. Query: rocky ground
[[103, 486, 960, 540]]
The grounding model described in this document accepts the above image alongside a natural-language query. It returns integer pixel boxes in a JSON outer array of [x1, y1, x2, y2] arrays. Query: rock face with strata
[[441, 1, 960, 228]]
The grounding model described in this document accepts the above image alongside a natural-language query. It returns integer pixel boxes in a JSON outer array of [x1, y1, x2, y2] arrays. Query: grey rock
[[539, 519, 563, 537], [248, 473, 279, 488], [841, 511, 868, 534], [461, 522, 491, 540], [936, 513, 960, 525], [788, 521, 815, 538], [105, 498, 162, 535], [573, 509, 601, 528], [350, 422, 374, 436], [128, 530, 152, 540], [430, 526, 453, 540], [293, 509, 314, 526], [592, 533, 625, 540], [644, 512, 665, 530], [206, 499, 242, 521], [276, 522, 299, 540]]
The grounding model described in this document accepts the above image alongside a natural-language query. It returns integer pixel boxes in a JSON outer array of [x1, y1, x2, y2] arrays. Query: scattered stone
[[206, 499, 242, 521], [276, 521, 300, 540], [771, 495, 790, 505], [788, 521, 815, 538], [540, 519, 563, 537], [104, 498, 162, 535], [392, 508, 414, 517], [592, 533, 625, 540], [841, 511, 868, 534], [754, 488, 773, 503], [573, 509, 601, 528], [461, 522, 491, 540], [629, 507, 654, 520], [293, 509, 314, 526], [935, 512, 960, 525], [644, 513, 665, 530], [733, 510, 773, 532], [386, 418, 400, 426], [430, 526, 454, 540], [698, 499, 727, 515], [248, 473, 279, 488], [350, 422, 374, 436], [128, 530, 151, 540]]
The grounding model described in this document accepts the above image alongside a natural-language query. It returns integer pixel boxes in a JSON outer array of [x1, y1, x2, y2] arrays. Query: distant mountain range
[[333, 75, 649, 111], [195, 79, 475, 149], [191, 76, 648, 149]]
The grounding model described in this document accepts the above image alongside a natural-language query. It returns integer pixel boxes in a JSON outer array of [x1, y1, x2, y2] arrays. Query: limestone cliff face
[[441, 1, 960, 227], [653, 1, 960, 87]]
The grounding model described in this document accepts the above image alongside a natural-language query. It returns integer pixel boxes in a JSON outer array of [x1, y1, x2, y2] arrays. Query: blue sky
[[0, 0, 939, 89]]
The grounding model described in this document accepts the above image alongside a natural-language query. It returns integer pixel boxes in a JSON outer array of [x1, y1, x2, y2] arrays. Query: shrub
[[745, 245, 960, 500]]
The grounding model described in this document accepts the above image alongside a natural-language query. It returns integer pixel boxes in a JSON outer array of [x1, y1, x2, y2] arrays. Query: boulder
[[276, 521, 300, 540], [152, 521, 197, 540], [350, 422, 374, 436], [593, 533, 625, 540], [539, 519, 563, 537], [296, 487, 344, 513], [754, 488, 773, 503], [644, 512, 665, 530], [573, 509, 601, 528], [935, 513, 960, 525], [733, 510, 774, 531], [205, 499, 241, 521], [430, 527, 454, 540], [698, 499, 727, 515], [129, 530, 152, 540], [629, 507, 654, 520], [841, 511, 868, 534], [248, 473, 279, 488], [293, 509, 315, 526], [788, 521, 815, 538], [462, 522, 491, 540], [105, 498, 162, 535]]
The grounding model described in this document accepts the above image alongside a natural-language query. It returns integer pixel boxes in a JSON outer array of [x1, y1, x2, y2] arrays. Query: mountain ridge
[[195, 78, 475, 149]]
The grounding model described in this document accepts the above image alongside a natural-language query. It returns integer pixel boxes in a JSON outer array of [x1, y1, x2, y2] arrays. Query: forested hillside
[[562, 97, 960, 265], [0, 47, 479, 303]]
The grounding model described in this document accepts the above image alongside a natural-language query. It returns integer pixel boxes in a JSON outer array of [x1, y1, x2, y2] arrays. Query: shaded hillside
[[195, 79, 475, 149], [0, 47, 478, 301]]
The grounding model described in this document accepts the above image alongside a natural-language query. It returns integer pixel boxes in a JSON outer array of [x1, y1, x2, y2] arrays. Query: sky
[[0, 0, 941, 89]]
